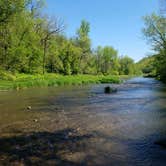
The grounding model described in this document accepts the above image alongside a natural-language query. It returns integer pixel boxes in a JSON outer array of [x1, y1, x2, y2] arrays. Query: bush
[[0, 71, 16, 81], [0, 73, 121, 90]]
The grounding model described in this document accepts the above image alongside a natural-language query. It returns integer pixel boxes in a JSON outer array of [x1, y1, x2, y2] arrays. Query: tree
[[57, 39, 82, 75], [137, 55, 156, 76], [0, 0, 45, 73], [0, 0, 25, 24], [143, 14, 166, 51], [75, 20, 91, 73], [0, 0, 138, 77], [94, 46, 119, 75], [40, 17, 64, 74], [143, 13, 166, 81], [119, 56, 135, 75], [0, 0, 27, 70], [94, 46, 103, 74]]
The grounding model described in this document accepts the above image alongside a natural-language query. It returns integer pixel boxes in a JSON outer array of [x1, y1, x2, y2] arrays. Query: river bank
[[0, 73, 130, 90]]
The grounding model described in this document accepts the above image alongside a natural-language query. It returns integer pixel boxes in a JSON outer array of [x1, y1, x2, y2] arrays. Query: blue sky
[[44, 0, 159, 62]]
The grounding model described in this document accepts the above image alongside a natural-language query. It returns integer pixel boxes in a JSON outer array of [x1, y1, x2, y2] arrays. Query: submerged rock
[[33, 119, 38, 122], [104, 86, 117, 94], [154, 139, 166, 148], [27, 106, 32, 110]]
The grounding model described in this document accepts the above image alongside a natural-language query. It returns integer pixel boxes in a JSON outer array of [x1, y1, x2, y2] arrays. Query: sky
[[44, 0, 160, 62]]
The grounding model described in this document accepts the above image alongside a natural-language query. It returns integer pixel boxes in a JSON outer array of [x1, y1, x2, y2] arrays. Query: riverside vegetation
[[0, 0, 165, 90], [0, 73, 122, 90], [140, 13, 166, 82], [0, 0, 140, 90]]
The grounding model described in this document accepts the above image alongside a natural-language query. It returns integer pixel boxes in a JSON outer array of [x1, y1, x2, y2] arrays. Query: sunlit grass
[[0, 72, 123, 90]]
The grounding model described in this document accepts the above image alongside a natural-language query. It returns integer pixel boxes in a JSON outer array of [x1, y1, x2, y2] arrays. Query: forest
[[141, 13, 166, 82], [0, 0, 165, 88], [0, 1, 138, 77]]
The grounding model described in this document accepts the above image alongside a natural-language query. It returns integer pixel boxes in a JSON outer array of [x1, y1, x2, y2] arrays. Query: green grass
[[0, 73, 122, 90]]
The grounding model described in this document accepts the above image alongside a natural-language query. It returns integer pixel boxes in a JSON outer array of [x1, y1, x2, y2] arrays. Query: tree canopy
[[0, 0, 139, 76], [142, 13, 166, 81]]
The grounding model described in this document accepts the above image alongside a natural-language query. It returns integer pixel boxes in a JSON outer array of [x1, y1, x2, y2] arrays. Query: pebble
[[33, 119, 38, 122], [27, 106, 32, 110]]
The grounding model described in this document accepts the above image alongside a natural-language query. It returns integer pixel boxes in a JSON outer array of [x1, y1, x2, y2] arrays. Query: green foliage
[[94, 46, 121, 75], [119, 56, 135, 75], [0, 70, 16, 81], [99, 76, 121, 83], [137, 55, 156, 77], [77, 20, 90, 37], [0, 74, 121, 90], [143, 14, 166, 51], [0, 0, 25, 23], [75, 20, 91, 73], [0, 0, 139, 86], [143, 13, 166, 82]]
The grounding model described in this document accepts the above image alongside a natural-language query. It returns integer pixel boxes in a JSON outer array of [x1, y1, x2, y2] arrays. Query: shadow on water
[[0, 128, 166, 166], [0, 128, 93, 166]]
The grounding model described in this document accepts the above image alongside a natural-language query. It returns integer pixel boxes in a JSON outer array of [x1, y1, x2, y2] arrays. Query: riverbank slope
[[0, 73, 129, 90]]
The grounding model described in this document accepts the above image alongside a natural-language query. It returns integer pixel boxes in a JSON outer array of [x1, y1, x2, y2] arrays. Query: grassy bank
[[0, 73, 123, 90]]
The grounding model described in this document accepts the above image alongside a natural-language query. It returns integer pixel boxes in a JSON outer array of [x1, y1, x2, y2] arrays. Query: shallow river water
[[0, 77, 166, 166]]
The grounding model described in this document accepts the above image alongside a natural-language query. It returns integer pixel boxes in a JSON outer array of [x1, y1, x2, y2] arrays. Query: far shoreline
[[0, 74, 133, 91]]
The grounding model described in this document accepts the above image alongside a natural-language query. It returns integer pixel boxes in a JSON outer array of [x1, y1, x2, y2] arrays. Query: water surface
[[0, 77, 166, 165]]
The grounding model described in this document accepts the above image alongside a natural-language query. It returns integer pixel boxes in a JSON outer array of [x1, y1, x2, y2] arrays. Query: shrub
[[0, 70, 16, 81]]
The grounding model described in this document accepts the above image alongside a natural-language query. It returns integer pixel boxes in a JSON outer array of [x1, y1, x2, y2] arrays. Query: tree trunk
[[43, 40, 47, 74]]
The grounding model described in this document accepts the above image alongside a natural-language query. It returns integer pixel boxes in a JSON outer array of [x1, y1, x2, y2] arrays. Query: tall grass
[[0, 72, 121, 90]]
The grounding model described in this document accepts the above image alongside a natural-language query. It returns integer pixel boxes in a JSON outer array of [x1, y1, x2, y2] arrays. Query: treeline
[[142, 13, 166, 82], [0, 0, 139, 76], [137, 55, 156, 77]]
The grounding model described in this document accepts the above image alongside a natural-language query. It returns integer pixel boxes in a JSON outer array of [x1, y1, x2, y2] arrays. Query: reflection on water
[[0, 77, 166, 165]]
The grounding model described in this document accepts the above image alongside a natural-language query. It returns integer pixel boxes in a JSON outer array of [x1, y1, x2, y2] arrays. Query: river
[[0, 77, 165, 165]]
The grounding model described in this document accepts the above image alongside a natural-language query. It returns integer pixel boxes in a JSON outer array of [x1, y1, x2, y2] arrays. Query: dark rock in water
[[104, 86, 117, 94], [27, 106, 32, 110], [154, 139, 166, 148], [33, 119, 38, 122], [55, 107, 59, 110]]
